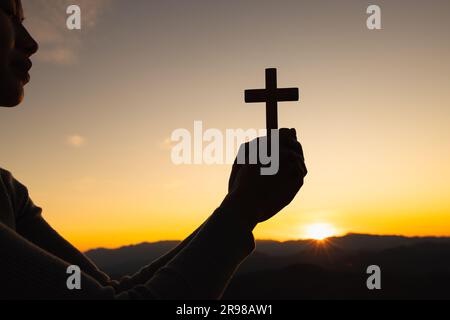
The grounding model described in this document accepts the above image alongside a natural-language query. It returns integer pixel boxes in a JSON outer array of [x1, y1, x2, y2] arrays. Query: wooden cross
[[245, 68, 299, 131]]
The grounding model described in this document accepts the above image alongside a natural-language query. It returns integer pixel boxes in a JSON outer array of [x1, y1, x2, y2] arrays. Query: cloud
[[22, 0, 111, 65], [67, 134, 86, 147]]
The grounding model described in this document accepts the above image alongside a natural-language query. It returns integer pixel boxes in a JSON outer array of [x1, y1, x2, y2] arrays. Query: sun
[[304, 223, 336, 241]]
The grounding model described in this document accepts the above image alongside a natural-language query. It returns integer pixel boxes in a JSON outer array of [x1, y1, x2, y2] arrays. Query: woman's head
[[0, 0, 38, 107]]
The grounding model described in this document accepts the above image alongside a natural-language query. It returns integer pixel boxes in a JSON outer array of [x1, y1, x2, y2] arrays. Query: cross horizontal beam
[[244, 68, 299, 131], [245, 88, 299, 103]]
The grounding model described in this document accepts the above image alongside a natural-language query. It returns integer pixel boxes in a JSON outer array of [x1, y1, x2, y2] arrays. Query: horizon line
[[83, 232, 450, 252]]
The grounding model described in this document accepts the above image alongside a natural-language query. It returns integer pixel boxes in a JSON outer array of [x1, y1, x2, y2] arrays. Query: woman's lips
[[11, 58, 32, 84]]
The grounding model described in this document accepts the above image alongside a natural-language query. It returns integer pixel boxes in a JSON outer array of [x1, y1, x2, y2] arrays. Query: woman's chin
[[0, 86, 24, 108]]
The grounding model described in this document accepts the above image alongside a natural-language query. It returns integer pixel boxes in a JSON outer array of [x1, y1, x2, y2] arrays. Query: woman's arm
[[115, 221, 205, 291], [2, 167, 255, 300], [12, 191, 253, 299], [0, 221, 117, 300], [19, 214, 206, 291], [133, 206, 254, 299], [1, 205, 254, 300], [5, 167, 204, 289], [17, 215, 114, 286]]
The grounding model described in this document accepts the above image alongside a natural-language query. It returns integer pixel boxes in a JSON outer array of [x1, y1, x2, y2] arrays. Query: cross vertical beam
[[265, 68, 278, 131], [245, 68, 299, 131]]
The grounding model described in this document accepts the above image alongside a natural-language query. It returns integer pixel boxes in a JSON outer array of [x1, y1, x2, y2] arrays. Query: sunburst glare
[[304, 223, 337, 241]]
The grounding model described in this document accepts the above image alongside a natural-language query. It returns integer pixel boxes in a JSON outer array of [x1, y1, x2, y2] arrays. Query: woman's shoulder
[[0, 168, 28, 195], [0, 167, 16, 183], [0, 167, 13, 181], [0, 168, 41, 221]]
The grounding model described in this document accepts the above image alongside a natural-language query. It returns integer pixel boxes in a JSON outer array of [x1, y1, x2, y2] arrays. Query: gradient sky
[[1, 0, 449, 250]]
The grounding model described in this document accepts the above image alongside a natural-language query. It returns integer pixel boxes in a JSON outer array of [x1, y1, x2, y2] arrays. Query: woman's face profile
[[0, 0, 38, 108]]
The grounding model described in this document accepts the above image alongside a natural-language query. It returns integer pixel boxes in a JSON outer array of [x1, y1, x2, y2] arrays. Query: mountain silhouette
[[85, 234, 450, 299]]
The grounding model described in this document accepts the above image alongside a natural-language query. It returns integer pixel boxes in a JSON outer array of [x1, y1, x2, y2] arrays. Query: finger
[[294, 141, 305, 164], [287, 150, 307, 177], [228, 162, 239, 191], [290, 128, 297, 139], [280, 150, 308, 177], [278, 128, 294, 147], [278, 128, 303, 153], [279, 138, 305, 164], [279, 162, 304, 201], [230, 142, 251, 190]]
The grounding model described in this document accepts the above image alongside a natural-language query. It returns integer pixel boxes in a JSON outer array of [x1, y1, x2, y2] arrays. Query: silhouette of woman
[[0, 0, 307, 299]]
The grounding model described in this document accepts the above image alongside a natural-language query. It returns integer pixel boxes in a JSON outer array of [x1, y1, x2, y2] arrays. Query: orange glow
[[1, 1, 449, 252]]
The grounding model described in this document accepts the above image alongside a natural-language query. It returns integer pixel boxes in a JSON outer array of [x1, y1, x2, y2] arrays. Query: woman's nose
[[17, 24, 39, 57]]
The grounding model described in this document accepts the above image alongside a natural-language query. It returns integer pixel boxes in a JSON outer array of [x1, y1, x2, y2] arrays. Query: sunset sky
[[1, 0, 450, 251]]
